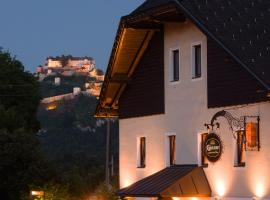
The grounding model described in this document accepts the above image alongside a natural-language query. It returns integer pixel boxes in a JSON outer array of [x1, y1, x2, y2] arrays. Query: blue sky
[[0, 0, 144, 72]]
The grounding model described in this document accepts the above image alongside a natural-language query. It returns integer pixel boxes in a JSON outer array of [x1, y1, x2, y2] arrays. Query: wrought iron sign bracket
[[209, 110, 245, 133], [205, 110, 260, 147]]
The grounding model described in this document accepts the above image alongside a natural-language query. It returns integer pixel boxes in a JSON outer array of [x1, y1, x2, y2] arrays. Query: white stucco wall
[[119, 21, 270, 200], [47, 59, 62, 68]]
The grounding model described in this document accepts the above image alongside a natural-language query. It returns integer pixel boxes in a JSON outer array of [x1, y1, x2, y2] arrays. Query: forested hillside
[[38, 80, 119, 199], [40, 75, 96, 98]]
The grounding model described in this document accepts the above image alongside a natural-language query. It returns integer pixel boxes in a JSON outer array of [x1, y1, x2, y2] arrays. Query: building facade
[[96, 1, 270, 200], [46, 56, 95, 72]]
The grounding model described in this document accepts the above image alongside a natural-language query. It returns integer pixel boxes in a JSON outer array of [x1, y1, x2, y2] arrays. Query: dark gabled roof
[[131, 0, 172, 15], [118, 165, 211, 198], [95, 0, 270, 117], [131, 0, 270, 90]]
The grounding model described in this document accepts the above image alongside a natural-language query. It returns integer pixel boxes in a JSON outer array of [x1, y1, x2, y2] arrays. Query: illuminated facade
[[96, 1, 270, 200], [46, 56, 95, 72]]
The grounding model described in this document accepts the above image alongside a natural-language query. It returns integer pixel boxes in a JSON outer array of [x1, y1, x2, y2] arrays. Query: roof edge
[[172, 0, 270, 91]]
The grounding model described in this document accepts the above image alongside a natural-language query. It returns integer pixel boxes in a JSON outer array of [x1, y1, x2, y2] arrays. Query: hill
[[39, 74, 97, 98], [37, 82, 118, 199]]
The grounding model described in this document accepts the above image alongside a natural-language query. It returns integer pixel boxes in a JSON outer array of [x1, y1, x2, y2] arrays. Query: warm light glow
[[247, 159, 270, 198], [172, 197, 201, 200], [122, 179, 132, 188], [216, 181, 226, 197], [31, 191, 44, 196], [46, 105, 57, 110], [255, 183, 265, 198], [214, 196, 222, 200]]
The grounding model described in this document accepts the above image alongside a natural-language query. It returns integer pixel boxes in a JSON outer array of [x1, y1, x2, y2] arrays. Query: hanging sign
[[204, 133, 222, 162]]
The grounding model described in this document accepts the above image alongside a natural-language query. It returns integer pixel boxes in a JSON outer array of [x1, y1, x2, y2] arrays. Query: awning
[[118, 165, 211, 198]]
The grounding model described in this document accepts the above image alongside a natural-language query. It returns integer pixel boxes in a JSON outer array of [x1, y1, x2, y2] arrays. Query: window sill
[[234, 163, 246, 168], [201, 164, 208, 168], [191, 77, 202, 82], [137, 166, 146, 169], [169, 80, 180, 86]]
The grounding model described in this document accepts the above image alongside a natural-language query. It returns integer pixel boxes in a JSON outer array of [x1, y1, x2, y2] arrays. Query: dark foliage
[[37, 95, 119, 199], [39, 75, 95, 98], [0, 51, 51, 200], [0, 51, 41, 132]]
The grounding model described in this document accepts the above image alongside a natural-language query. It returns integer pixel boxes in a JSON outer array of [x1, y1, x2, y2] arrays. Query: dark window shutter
[[236, 131, 245, 167], [140, 137, 146, 167], [201, 133, 208, 167], [169, 135, 176, 165]]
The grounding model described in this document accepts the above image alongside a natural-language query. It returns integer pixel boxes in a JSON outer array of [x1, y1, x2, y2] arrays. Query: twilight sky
[[0, 0, 144, 72]]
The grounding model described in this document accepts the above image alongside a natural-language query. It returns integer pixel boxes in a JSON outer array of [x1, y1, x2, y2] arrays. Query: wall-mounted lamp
[[214, 196, 222, 200], [204, 122, 220, 132], [253, 196, 260, 200]]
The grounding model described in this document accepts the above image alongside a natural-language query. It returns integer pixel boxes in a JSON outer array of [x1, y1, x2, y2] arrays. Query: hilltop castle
[[45, 56, 95, 72], [36, 55, 104, 81]]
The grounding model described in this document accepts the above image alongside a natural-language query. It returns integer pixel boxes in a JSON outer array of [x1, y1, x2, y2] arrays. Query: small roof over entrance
[[118, 165, 211, 198]]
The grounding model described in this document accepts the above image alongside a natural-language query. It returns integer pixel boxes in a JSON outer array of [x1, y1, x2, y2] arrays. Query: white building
[[73, 87, 81, 96], [46, 56, 95, 72], [54, 77, 61, 86], [96, 1, 270, 200]]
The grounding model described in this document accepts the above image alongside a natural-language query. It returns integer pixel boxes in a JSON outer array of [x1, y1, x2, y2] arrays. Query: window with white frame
[[192, 44, 202, 79], [137, 137, 146, 168], [170, 49, 180, 82]]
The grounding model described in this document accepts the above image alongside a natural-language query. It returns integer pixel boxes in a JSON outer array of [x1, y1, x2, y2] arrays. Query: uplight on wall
[[255, 183, 265, 198], [122, 179, 132, 188], [216, 181, 226, 197], [253, 196, 260, 200], [214, 196, 222, 200]]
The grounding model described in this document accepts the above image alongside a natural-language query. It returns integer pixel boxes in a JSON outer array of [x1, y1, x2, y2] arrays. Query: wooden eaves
[[95, 4, 185, 118]]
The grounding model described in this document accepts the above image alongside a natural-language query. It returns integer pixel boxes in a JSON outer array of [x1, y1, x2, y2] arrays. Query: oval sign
[[204, 133, 222, 162]]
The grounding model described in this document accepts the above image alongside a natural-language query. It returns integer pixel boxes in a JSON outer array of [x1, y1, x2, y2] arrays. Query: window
[[169, 135, 176, 165], [201, 133, 208, 167], [235, 131, 245, 167], [192, 44, 202, 79], [137, 137, 146, 168], [171, 49, 180, 82]]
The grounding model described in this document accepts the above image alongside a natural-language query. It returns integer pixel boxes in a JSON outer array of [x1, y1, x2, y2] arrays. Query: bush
[[95, 183, 118, 200], [24, 182, 71, 200]]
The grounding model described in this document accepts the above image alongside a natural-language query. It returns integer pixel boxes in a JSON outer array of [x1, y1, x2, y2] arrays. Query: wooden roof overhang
[[117, 165, 212, 198], [95, 3, 186, 118]]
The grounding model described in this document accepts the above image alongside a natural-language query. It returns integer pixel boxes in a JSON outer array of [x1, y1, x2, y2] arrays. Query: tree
[[0, 51, 41, 132], [0, 130, 53, 200], [37, 94, 119, 199], [0, 51, 48, 200]]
